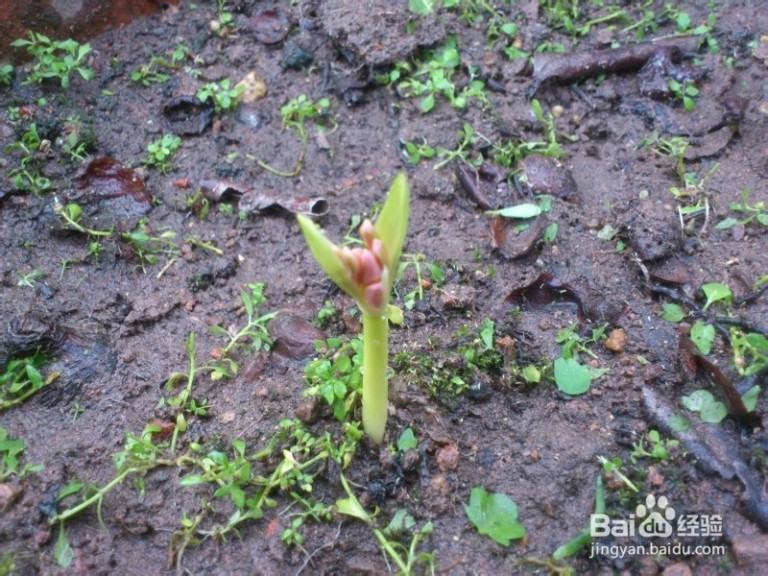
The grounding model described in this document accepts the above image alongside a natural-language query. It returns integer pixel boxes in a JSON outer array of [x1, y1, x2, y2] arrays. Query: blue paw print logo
[[636, 494, 675, 538]]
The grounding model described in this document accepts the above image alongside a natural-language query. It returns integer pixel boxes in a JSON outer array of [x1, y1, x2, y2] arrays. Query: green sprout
[[10, 32, 94, 88], [297, 173, 410, 443]]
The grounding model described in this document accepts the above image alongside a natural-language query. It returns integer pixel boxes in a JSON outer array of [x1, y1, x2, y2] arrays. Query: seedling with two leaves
[[209, 282, 278, 359], [298, 174, 409, 443]]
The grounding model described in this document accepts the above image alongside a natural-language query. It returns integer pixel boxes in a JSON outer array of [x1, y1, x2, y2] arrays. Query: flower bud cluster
[[336, 219, 389, 313]]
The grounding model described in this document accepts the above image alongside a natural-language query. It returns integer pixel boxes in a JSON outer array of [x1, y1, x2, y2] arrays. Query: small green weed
[[668, 78, 699, 111], [394, 320, 502, 404], [0, 64, 13, 86], [196, 79, 243, 113], [212, 0, 235, 36], [553, 323, 609, 395], [54, 200, 113, 237], [247, 94, 332, 177], [315, 300, 338, 328], [209, 282, 278, 357], [407, 0, 436, 16], [16, 268, 46, 288], [0, 349, 49, 410], [0, 426, 44, 480], [682, 387, 760, 424], [597, 455, 639, 493], [643, 132, 688, 184], [58, 115, 94, 162], [280, 94, 331, 138], [131, 58, 171, 86], [121, 222, 179, 273], [395, 253, 446, 309], [404, 99, 566, 171], [630, 430, 679, 462], [732, 331, 768, 377], [336, 474, 436, 574], [11, 32, 94, 88], [552, 476, 604, 560], [146, 134, 182, 174], [4, 123, 53, 194], [716, 189, 768, 231], [304, 336, 363, 421], [387, 36, 488, 113]]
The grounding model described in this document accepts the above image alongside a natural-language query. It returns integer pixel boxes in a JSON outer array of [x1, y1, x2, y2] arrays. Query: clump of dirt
[[1, 1, 768, 575]]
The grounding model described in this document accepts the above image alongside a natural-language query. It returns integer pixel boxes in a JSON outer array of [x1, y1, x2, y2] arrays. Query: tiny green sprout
[[298, 173, 410, 443], [668, 78, 699, 111]]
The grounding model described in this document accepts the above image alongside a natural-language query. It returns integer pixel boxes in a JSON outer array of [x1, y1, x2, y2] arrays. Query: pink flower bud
[[360, 219, 375, 247], [370, 238, 388, 268], [356, 249, 382, 285], [365, 282, 385, 311]]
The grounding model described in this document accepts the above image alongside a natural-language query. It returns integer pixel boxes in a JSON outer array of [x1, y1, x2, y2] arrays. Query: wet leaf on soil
[[530, 41, 694, 96], [701, 282, 732, 310], [245, 10, 290, 45], [490, 217, 546, 259], [163, 96, 215, 135], [682, 390, 728, 424], [70, 157, 152, 225], [465, 486, 526, 546], [200, 178, 329, 217], [516, 156, 576, 199], [505, 272, 588, 322]]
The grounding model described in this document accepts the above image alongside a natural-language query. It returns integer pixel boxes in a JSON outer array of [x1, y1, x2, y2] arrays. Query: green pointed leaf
[[397, 427, 418, 452], [386, 304, 404, 325], [336, 474, 371, 522], [374, 173, 410, 288], [715, 217, 739, 230], [297, 214, 358, 298], [55, 523, 74, 568], [485, 203, 542, 219], [741, 385, 760, 412]]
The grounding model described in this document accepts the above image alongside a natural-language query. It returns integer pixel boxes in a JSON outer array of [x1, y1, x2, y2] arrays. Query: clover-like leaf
[[466, 486, 526, 546]]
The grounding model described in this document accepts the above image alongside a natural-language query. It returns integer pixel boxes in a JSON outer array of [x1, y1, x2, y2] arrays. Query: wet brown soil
[[1, 1, 768, 575]]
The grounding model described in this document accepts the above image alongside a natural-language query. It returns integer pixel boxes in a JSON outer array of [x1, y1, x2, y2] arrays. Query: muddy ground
[[1, 1, 768, 574]]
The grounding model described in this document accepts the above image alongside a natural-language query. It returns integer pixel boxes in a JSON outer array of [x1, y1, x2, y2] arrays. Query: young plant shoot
[[297, 173, 409, 443]]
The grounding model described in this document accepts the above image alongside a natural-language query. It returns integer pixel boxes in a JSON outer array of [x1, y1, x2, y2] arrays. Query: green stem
[[362, 313, 389, 444]]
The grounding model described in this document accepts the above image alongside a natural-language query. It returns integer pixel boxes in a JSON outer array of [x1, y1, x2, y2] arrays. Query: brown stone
[[270, 313, 326, 360], [605, 328, 628, 353], [436, 443, 460, 472]]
